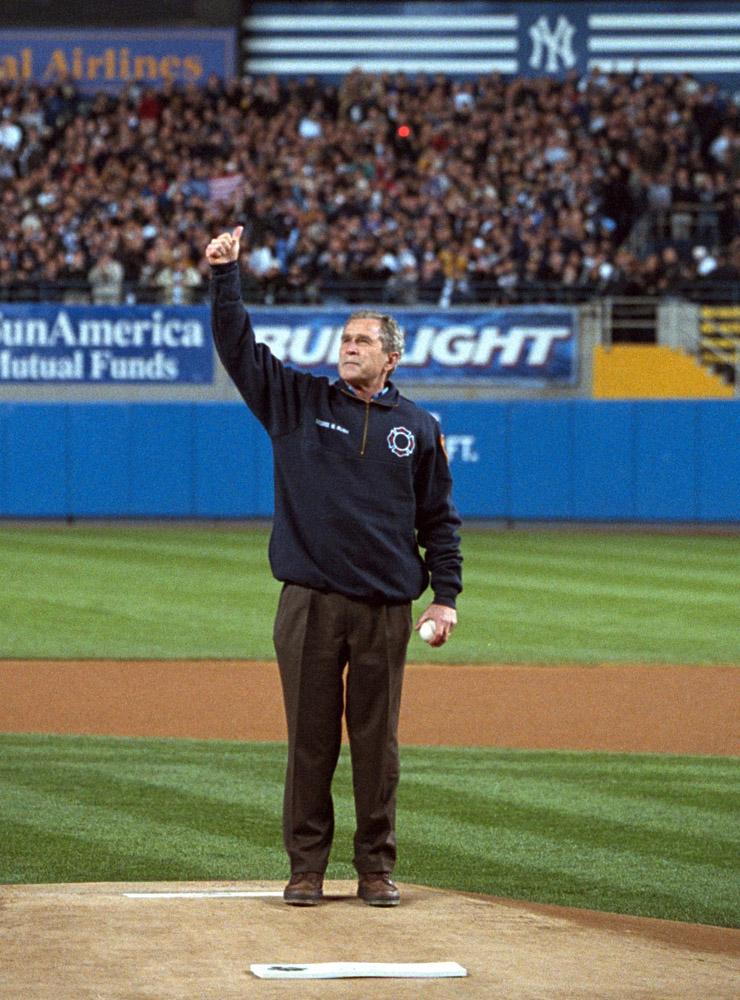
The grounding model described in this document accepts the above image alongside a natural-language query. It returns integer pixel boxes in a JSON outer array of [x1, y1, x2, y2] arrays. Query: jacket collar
[[335, 378, 400, 408]]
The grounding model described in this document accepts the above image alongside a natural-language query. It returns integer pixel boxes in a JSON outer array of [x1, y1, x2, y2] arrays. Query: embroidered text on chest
[[316, 418, 350, 435]]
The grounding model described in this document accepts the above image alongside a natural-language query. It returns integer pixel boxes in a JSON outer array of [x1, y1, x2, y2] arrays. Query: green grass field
[[0, 525, 738, 663], [1, 524, 738, 926], [0, 733, 737, 927]]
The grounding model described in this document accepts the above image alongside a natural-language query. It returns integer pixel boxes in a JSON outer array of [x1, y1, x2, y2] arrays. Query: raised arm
[[207, 227, 311, 435]]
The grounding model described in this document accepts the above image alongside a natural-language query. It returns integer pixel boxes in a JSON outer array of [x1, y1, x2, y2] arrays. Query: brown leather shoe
[[357, 872, 400, 907], [283, 871, 323, 906]]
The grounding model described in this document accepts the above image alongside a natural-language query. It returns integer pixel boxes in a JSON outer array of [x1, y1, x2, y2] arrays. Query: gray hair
[[346, 310, 405, 360]]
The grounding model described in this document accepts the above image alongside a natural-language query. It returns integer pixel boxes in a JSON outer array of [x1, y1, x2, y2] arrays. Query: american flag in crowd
[[209, 173, 244, 203]]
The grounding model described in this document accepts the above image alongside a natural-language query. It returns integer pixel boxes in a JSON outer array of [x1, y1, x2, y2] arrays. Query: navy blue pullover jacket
[[210, 262, 462, 608]]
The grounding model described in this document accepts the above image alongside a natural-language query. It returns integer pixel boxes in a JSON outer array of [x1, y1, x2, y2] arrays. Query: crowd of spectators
[[0, 67, 737, 307]]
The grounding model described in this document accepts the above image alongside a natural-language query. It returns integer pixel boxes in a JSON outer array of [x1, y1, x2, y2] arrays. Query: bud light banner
[[250, 307, 578, 383], [0, 304, 213, 383]]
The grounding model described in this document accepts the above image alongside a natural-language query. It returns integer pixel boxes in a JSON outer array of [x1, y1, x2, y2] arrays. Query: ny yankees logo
[[529, 15, 577, 73]]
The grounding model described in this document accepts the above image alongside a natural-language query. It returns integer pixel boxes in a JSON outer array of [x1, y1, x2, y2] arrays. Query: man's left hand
[[415, 604, 457, 647]]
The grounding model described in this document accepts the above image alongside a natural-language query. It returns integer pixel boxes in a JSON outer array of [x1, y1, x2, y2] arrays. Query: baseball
[[419, 619, 437, 643]]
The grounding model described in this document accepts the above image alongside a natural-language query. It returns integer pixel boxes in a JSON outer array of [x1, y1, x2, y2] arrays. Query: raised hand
[[205, 226, 244, 265]]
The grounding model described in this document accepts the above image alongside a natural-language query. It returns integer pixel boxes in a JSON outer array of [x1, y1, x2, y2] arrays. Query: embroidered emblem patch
[[387, 426, 416, 458]]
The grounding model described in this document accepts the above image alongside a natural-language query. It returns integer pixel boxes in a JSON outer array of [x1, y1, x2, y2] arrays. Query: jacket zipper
[[360, 401, 370, 456]]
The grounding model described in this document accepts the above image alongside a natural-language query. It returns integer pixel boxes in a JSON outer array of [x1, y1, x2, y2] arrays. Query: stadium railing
[[1, 279, 736, 309]]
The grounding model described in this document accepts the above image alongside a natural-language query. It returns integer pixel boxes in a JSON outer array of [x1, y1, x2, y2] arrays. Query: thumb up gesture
[[205, 226, 244, 266]]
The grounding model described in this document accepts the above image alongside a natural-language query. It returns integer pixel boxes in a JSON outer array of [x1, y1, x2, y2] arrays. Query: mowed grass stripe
[[0, 819, 173, 884], [470, 538, 740, 571], [0, 525, 270, 555], [466, 538, 739, 590], [485, 531, 738, 561], [404, 780, 736, 867], [6, 525, 738, 572], [397, 811, 731, 905], [397, 750, 738, 926], [0, 735, 286, 877], [0, 815, 284, 885], [404, 753, 738, 850], [397, 830, 730, 926], [408, 769, 738, 839], [402, 751, 739, 791], [1, 526, 738, 663], [466, 554, 740, 591], [0, 536, 272, 599], [0, 526, 278, 659], [0, 778, 282, 858], [464, 569, 738, 606], [0, 779, 284, 878], [458, 599, 736, 663]]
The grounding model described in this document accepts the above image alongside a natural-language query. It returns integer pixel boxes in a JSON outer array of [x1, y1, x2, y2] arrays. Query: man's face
[[338, 317, 398, 393]]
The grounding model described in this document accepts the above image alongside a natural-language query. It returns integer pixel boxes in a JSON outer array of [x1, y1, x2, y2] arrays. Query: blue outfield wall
[[0, 401, 738, 521]]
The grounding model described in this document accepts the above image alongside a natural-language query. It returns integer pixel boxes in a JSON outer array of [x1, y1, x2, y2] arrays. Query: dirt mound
[[3, 881, 738, 999]]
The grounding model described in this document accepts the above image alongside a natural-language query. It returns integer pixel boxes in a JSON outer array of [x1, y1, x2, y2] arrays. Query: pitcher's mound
[[2, 881, 737, 999]]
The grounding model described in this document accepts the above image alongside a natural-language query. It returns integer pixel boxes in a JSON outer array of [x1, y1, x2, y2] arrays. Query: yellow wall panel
[[593, 345, 733, 399]]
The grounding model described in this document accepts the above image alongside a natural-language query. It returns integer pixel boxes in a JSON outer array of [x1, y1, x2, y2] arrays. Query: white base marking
[[123, 890, 283, 899], [251, 962, 468, 979]]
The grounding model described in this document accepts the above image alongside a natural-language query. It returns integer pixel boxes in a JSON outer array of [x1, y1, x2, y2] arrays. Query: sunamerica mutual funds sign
[[0, 305, 213, 383], [0, 305, 577, 384]]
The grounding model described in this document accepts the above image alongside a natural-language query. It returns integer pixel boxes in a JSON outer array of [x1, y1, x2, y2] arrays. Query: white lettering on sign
[[291, 326, 335, 366], [47, 313, 76, 346], [430, 326, 477, 366], [89, 350, 178, 381], [0, 309, 205, 350], [251, 322, 571, 371], [255, 325, 343, 366], [0, 349, 85, 380], [445, 435, 479, 463], [512, 327, 571, 365], [403, 326, 436, 365], [0, 348, 178, 381], [404, 325, 571, 368], [253, 325, 293, 361]]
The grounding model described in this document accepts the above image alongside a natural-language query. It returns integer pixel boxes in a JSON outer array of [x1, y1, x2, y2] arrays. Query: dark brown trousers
[[273, 583, 412, 875]]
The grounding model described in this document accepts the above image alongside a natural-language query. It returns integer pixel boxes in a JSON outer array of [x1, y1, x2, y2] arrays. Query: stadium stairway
[[593, 345, 734, 399]]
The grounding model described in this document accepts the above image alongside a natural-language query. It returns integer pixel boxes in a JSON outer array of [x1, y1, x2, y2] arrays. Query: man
[[87, 250, 124, 305], [206, 226, 462, 907]]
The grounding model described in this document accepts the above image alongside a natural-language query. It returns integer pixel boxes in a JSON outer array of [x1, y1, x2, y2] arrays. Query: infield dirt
[[0, 659, 736, 754]]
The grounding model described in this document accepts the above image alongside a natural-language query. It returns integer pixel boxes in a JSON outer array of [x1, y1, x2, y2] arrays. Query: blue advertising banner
[[245, 2, 740, 90], [249, 307, 578, 383], [0, 304, 575, 384], [0, 304, 213, 383], [0, 29, 235, 92]]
